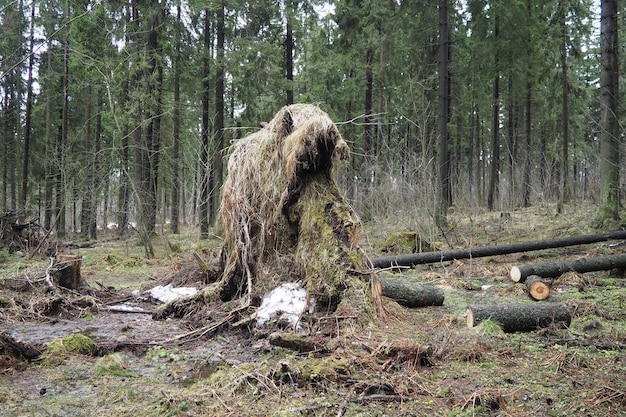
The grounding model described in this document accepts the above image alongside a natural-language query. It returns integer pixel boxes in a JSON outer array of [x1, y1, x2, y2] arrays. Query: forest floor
[[1, 202, 626, 417]]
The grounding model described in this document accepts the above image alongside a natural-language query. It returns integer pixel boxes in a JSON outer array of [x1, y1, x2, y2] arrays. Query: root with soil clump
[[160, 104, 381, 330]]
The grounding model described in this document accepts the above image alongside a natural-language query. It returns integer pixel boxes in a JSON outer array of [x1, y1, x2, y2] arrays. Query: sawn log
[[371, 230, 626, 268], [510, 253, 626, 282], [378, 278, 444, 307], [525, 275, 551, 301], [466, 303, 571, 332]]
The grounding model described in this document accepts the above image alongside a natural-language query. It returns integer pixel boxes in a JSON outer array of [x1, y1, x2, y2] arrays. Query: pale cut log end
[[510, 266, 522, 282], [526, 275, 550, 301]]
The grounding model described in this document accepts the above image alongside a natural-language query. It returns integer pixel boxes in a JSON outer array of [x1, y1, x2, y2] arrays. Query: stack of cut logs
[[372, 230, 626, 333]]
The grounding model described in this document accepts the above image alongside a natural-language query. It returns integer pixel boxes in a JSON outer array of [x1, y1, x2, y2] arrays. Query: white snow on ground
[[256, 282, 308, 329], [148, 284, 198, 303]]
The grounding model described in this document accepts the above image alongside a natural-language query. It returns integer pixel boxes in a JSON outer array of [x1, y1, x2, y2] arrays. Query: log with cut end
[[378, 278, 444, 307], [371, 230, 626, 268], [525, 275, 550, 301], [510, 253, 626, 283], [466, 303, 571, 332]]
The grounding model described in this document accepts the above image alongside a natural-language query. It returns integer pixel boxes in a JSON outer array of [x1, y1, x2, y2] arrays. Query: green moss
[[299, 356, 350, 382], [378, 231, 436, 255], [41, 334, 95, 366], [0, 295, 12, 308]]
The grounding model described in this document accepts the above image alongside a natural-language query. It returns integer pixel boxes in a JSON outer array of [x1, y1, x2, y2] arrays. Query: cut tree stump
[[378, 278, 444, 307], [53, 255, 83, 290], [371, 230, 626, 268], [466, 303, 571, 332], [510, 253, 626, 283], [525, 275, 550, 300]]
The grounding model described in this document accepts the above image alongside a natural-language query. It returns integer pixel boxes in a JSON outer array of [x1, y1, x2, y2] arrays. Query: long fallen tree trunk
[[466, 303, 571, 332], [371, 230, 626, 268], [510, 253, 626, 282]]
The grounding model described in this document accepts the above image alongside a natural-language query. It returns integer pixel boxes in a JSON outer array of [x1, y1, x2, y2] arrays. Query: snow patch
[[148, 284, 198, 303], [256, 282, 308, 329]]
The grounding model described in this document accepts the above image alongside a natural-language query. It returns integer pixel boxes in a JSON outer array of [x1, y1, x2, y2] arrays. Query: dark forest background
[[0, 0, 623, 250]]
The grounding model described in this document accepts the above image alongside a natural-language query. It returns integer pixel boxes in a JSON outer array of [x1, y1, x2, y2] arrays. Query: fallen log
[[371, 230, 626, 268], [510, 253, 626, 283], [378, 278, 444, 307], [466, 303, 571, 332], [525, 275, 550, 301], [0, 331, 44, 360]]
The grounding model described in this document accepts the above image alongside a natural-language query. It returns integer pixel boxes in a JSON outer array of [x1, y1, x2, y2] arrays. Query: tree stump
[[466, 303, 571, 332], [53, 255, 83, 290]]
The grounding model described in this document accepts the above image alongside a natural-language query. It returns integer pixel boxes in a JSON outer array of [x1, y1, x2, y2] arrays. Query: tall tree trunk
[[132, 4, 147, 244], [558, 0, 570, 213], [90, 92, 103, 239], [523, 78, 532, 208], [487, 18, 500, 211], [596, 0, 620, 225], [80, 87, 94, 238], [44, 38, 53, 230], [117, 6, 132, 237], [145, 3, 163, 240], [285, 0, 294, 105], [506, 74, 515, 204], [118, 104, 131, 237], [199, 9, 212, 239], [212, 1, 225, 226], [21, 1, 36, 212], [436, 0, 450, 227], [56, 1, 71, 239], [170, 1, 182, 234]]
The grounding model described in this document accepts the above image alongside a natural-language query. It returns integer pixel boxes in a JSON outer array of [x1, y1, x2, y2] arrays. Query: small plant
[[0, 248, 10, 264], [474, 318, 504, 337], [149, 345, 188, 363], [94, 353, 138, 378]]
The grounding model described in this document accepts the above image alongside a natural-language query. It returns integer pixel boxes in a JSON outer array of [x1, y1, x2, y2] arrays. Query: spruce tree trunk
[[372, 230, 626, 268], [510, 253, 626, 282], [596, 0, 620, 225], [467, 303, 571, 332], [436, 0, 451, 227]]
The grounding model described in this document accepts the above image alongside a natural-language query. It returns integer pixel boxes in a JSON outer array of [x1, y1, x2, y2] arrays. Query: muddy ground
[[1, 203, 626, 416]]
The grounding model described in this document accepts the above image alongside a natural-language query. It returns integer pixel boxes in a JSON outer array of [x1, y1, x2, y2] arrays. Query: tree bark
[[170, 1, 182, 235], [487, 16, 500, 210], [596, 0, 620, 225], [466, 303, 571, 332], [510, 253, 626, 282], [285, 0, 294, 105], [20, 1, 36, 212], [52, 255, 83, 290], [378, 278, 444, 308], [199, 9, 211, 239], [525, 275, 550, 301], [372, 230, 626, 268], [212, 1, 225, 226], [436, 0, 451, 228]]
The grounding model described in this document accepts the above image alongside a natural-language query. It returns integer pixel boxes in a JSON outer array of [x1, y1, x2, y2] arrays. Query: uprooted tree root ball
[[156, 104, 381, 329]]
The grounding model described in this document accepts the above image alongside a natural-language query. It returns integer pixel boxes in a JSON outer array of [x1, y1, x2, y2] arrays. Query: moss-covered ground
[[1, 202, 625, 416]]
